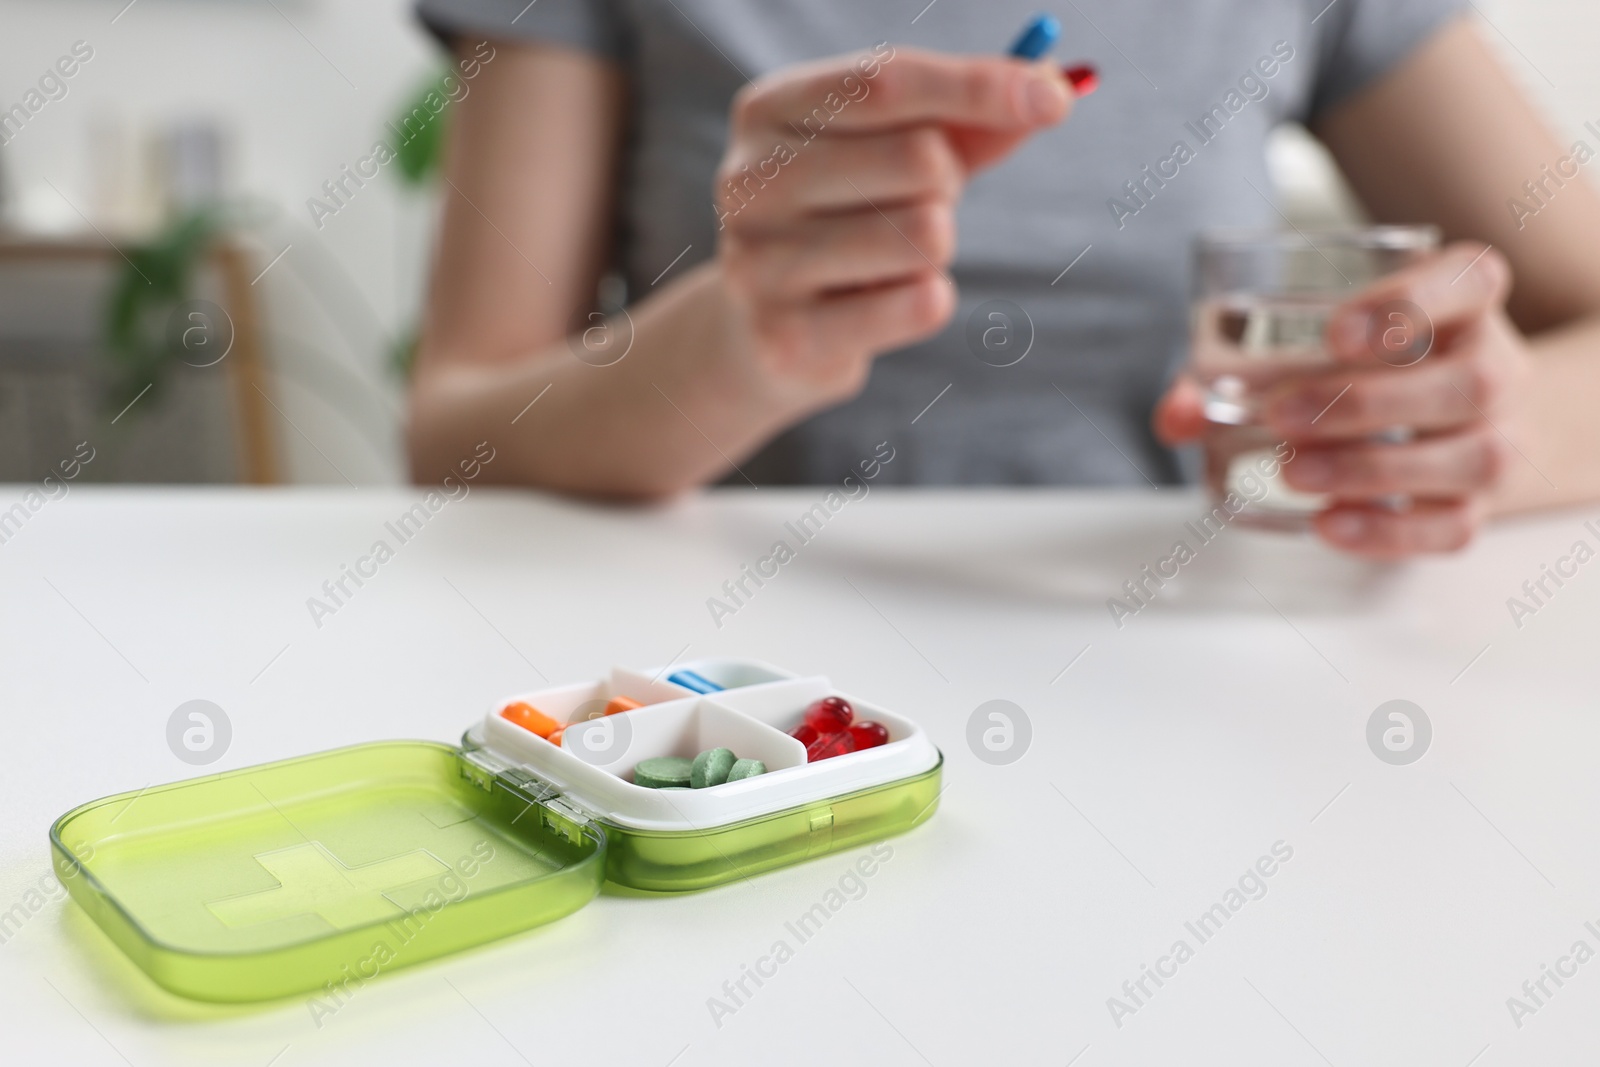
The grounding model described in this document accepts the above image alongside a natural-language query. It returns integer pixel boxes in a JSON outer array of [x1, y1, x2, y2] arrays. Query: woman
[[407, 0, 1600, 558]]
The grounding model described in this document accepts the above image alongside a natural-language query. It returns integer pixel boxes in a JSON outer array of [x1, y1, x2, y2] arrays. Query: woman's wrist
[[1487, 315, 1600, 517]]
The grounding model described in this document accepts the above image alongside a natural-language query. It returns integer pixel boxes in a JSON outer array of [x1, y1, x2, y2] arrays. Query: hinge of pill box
[[460, 748, 599, 829]]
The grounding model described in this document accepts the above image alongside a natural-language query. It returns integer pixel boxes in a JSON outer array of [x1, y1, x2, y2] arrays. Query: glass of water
[[1189, 226, 1439, 531]]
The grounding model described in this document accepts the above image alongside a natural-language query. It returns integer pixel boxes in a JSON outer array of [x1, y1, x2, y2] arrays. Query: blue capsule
[[1008, 13, 1062, 60], [667, 669, 724, 694]]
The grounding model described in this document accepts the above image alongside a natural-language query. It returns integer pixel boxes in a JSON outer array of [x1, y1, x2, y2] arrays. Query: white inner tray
[[472, 661, 940, 831]]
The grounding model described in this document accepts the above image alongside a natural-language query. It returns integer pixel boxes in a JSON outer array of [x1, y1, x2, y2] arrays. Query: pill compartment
[[474, 676, 936, 830], [653, 656, 797, 690], [492, 666, 696, 734], [707, 677, 916, 749], [559, 699, 805, 779], [476, 697, 820, 828], [468, 672, 941, 893]]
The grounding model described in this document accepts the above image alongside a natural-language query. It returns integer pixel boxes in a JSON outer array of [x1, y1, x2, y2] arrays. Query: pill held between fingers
[[634, 756, 694, 789], [1008, 13, 1062, 60], [501, 701, 560, 738], [726, 758, 767, 782], [691, 747, 737, 788], [603, 696, 643, 716], [1063, 63, 1099, 96], [667, 670, 723, 694]]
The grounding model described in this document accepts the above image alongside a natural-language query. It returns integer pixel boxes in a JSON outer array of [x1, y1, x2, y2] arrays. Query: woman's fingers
[[1215, 242, 1523, 560], [1314, 498, 1483, 558], [719, 49, 1070, 225], [723, 200, 954, 299], [722, 126, 964, 221], [717, 45, 1074, 393], [1325, 241, 1512, 363], [750, 271, 954, 383], [807, 271, 956, 359], [735, 47, 1070, 139], [1152, 375, 1208, 446], [1264, 320, 1513, 440], [1282, 424, 1506, 498]]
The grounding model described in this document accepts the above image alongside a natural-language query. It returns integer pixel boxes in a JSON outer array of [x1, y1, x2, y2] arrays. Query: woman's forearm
[[406, 263, 834, 500]]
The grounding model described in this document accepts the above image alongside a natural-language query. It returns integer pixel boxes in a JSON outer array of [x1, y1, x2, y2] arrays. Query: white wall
[[1272, 1, 1600, 232], [0, 1, 1595, 484], [1480, 0, 1600, 135]]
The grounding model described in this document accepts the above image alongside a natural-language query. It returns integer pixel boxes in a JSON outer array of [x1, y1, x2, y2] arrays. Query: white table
[[1, 487, 1596, 1066]]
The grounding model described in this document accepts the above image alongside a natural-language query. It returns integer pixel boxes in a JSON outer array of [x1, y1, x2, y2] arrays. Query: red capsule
[[806, 730, 857, 762], [803, 696, 853, 734], [1063, 64, 1099, 96], [790, 722, 819, 747], [847, 721, 889, 750]]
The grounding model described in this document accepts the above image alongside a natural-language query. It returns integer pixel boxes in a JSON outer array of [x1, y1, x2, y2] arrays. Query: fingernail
[[1022, 72, 1070, 122], [1291, 453, 1334, 490], [1324, 511, 1368, 543], [1063, 63, 1099, 96]]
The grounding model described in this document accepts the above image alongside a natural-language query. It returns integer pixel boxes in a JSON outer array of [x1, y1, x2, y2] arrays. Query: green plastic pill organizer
[[49, 659, 942, 1003]]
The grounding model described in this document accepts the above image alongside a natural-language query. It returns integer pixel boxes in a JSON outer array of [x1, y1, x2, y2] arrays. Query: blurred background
[[0, 0, 1594, 486]]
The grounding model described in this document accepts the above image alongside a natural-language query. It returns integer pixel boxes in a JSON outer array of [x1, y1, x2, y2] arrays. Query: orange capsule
[[500, 701, 559, 738], [547, 726, 565, 747], [603, 696, 643, 716]]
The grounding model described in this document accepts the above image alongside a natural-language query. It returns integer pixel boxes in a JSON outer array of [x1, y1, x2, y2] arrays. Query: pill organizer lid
[[49, 741, 607, 1003]]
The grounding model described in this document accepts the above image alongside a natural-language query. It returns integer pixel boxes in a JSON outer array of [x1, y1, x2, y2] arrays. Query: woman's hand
[[1156, 242, 1529, 558], [715, 47, 1073, 400]]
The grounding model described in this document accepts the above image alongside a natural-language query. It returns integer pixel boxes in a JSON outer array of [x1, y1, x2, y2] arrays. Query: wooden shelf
[[0, 231, 279, 483]]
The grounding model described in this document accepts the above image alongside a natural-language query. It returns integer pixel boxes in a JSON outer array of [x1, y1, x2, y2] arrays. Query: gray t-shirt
[[418, 0, 1465, 486]]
